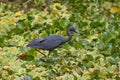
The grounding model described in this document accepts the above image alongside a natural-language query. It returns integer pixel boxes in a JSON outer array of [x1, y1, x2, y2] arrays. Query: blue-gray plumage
[[27, 26, 78, 57]]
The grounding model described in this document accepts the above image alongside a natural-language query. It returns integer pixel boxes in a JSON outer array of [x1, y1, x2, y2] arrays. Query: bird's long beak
[[75, 30, 80, 34], [75, 30, 83, 35]]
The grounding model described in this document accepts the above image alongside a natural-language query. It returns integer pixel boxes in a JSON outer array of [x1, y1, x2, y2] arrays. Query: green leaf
[[86, 54, 94, 61], [107, 65, 116, 73], [100, 31, 116, 43], [24, 74, 33, 80], [26, 55, 34, 61], [63, 74, 75, 80]]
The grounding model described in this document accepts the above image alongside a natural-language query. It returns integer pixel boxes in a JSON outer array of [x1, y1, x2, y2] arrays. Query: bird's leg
[[36, 49, 46, 58], [47, 51, 51, 57]]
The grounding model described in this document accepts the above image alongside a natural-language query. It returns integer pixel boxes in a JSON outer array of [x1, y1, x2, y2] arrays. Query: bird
[[27, 26, 79, 57]]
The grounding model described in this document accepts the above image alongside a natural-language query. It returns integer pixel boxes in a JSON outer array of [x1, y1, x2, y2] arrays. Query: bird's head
[[68, 26, 79, 33]]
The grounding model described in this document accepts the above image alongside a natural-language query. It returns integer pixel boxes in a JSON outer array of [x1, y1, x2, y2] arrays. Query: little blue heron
[[27, 26, 78, 57]]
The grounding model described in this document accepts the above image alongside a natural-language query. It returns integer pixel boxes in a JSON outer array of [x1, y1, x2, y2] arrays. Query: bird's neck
[[66, 29, 72, 41]]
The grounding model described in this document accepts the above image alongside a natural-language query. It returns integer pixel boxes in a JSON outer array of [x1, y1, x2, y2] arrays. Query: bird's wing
[[27, 36, 66, 50], [31, 38, 45, 43], [40, 36, 65, 50], [27, 38, 46, 47], [37, 38, 46, 43]]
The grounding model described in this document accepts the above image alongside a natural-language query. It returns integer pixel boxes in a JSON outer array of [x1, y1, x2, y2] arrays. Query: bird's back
[[27, 35, 66, 50]]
